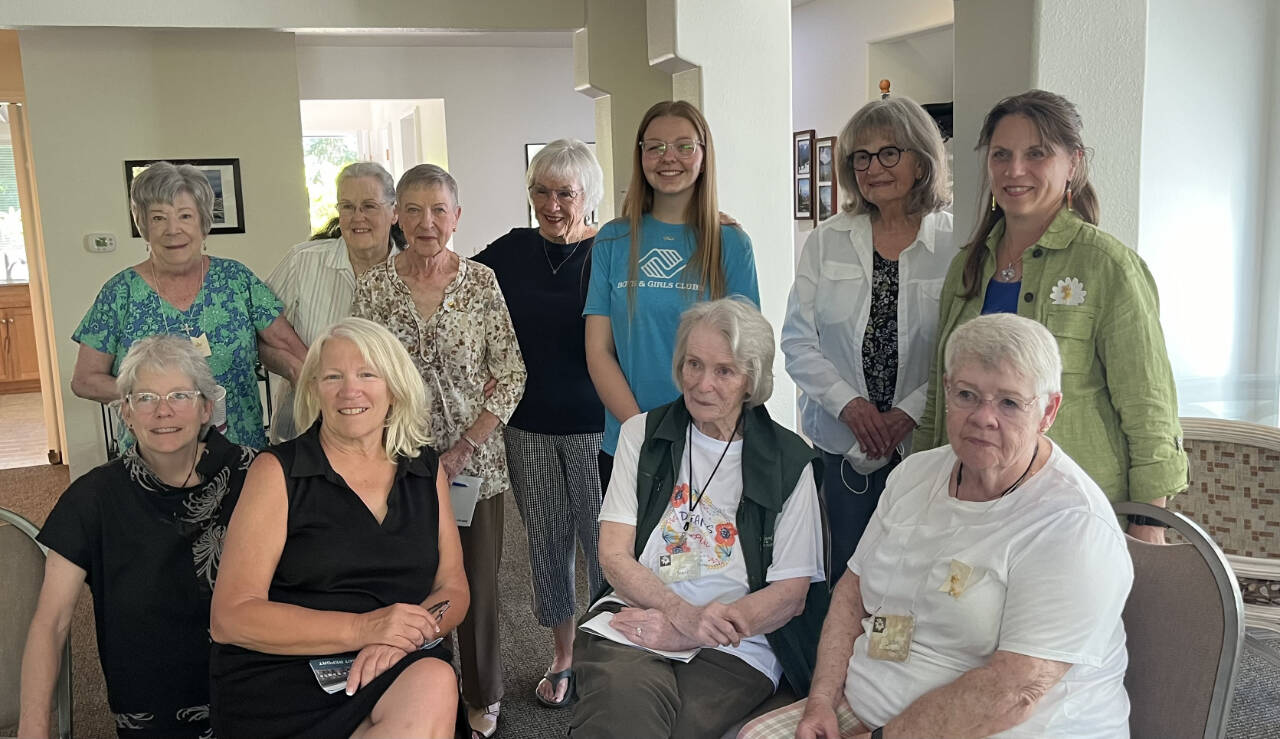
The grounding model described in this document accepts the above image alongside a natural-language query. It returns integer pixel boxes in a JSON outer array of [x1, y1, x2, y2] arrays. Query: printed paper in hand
[[578, 612, 699, 663], [450, 475, 483, 527]]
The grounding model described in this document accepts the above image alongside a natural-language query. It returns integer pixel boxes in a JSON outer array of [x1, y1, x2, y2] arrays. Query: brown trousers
[[457, 493, 504, 706], [568, 606, 774, 739]]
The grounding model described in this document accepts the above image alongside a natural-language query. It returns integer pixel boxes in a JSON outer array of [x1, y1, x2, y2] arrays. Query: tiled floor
[[0, 391, 50, 469]]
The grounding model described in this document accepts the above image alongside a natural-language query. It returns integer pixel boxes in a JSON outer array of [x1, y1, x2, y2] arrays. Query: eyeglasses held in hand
[[639, 138, 703, 160], [848, 146, 912, 172], [126, 390, 203, 413], [529, 186, 581, 204], [945, 386, 1039, 419]]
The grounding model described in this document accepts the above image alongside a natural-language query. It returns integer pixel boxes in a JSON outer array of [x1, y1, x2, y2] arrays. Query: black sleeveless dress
[[209, 423, 450, 739]]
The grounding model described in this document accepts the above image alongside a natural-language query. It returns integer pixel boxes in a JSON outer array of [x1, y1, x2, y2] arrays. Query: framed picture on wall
[[815, 136, 838, 222], [124, 158, 245, 237], [524, 141, 599, 227], [794, 129, 814, 220]]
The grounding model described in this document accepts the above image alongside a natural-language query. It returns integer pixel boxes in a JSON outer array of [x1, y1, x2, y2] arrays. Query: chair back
[[0, 507, 72, 739], [1114, 502, 1243, 739]]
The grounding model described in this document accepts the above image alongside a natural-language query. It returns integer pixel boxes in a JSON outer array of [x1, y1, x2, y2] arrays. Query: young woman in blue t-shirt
[[584, 100, 760, 488]]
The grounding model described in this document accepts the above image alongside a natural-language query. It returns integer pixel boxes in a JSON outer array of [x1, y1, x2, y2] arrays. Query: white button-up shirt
[[781, 210, 956, 467]]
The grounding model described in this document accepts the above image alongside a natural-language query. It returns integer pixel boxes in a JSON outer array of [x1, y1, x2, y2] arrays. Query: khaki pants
[[457, 494, 504, 706], [568, 605, 774, 739]]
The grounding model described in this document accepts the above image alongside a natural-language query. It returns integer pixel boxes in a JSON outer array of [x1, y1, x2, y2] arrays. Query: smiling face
[[337, 176, 397, 254], [852, 130, 921, 213], [640, 115, 705, 203], [315, 336, 391, 441], [397, 184, 461, 258], [679, 323, 749, 435], [121, 366, 211, 457], [143, 191, 205, 271], [530, 173, 587, 243], [944, 359, 1059, 475], [987, 114, 1079, 224]]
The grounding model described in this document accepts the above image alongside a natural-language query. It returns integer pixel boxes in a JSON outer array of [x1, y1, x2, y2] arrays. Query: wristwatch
[[870, 728, 884, 739], [1126, 514, 1167, 528]]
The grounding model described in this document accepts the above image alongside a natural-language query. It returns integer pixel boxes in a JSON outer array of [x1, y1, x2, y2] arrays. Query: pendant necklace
[[541, 232, 587, 275], [997, 259, 1020, 282], [151, 257, 207, 335], [683, 414, 743, 531]]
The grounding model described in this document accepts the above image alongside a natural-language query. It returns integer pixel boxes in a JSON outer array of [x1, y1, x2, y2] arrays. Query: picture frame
[[815, 136, 838, 222], [124, 158, 245, 237], [793, 129, 815, 221]]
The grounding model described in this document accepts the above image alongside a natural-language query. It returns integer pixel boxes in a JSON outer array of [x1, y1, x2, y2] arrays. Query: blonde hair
[[294, 317, 433, 460]]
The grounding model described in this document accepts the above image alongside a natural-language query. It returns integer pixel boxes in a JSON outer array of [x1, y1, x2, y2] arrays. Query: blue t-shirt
[[584, 214, 760, 454], [981, 278, 1021, 315]]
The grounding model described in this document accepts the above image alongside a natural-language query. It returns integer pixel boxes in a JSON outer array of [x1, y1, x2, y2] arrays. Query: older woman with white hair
[[569, 298, 828, 739], [740, 313, 1132, 739], [209, 317, 469, 738], [472, 138, 606, 709], [72, 161, 307, 450], [19, 335, 257, 739]]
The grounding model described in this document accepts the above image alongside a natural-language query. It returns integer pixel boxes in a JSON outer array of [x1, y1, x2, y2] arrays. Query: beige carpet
[[0, 393, 50, 470]]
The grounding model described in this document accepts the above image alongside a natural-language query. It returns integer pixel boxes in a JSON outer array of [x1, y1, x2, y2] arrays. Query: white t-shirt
[[846, 443, 1132, 738], [599, 412, 826, 686]]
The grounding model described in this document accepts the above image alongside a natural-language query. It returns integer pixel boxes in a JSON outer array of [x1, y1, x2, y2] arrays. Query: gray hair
[[337, 161, 396, 204], [116, 335, 219, 432], [130, 162, 217, 239], [396, 163, 460, 207], [944, 314, 1062, 399], [672, 298, 775, 408], [836, 96, 951, 216], [526, 139, 604, 217]]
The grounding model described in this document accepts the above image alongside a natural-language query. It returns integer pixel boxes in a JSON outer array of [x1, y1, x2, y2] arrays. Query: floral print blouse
[[354, 255, 526, 500]]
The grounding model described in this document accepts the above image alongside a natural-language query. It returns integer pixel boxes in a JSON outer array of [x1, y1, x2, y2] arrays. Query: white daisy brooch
[[1050, 277, 1086, 306]]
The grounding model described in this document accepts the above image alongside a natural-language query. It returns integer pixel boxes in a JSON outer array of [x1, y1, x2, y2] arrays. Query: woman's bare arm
[[70, 343, 119, 404], [585, 315, 641, 423]]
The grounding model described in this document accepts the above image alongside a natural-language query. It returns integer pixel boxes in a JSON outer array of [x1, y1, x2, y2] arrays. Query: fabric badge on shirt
[[867, 613, 915, 662], [659, 483, 738, 576], [939, 559, 975, 598]]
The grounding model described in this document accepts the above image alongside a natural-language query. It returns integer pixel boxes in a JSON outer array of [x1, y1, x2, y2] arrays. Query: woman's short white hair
[[944, 313, 1062, 398], [116, 335, 218, 433], [672, 298, 774, 408], [526, 139, 604, 217], [294, 317, 433, 461]]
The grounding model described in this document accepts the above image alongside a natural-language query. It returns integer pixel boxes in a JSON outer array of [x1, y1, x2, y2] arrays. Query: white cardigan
[[781, 209, 956, 470]]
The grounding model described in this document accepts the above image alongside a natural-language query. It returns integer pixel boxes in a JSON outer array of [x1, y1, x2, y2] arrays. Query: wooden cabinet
[[0, 283, 42, 393]]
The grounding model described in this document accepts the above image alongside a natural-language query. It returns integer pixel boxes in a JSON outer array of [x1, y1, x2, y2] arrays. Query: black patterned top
[[861, 251, 900, 412], [37, 428, 256, 738]]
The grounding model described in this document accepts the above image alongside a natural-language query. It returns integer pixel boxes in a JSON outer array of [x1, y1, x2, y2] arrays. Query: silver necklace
[[997, 258, 1020, 282], [540, 232, 587, 275]]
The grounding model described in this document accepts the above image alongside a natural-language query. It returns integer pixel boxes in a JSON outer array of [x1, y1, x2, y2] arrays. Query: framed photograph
[[815, 136, 838, 222], [793, 129, 815, 220], [124, 158, 245, 237]]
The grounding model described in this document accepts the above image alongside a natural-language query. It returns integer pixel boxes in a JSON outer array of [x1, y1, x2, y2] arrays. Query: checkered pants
[[503, 427, 605, 626], [737, 698, 864, 738]]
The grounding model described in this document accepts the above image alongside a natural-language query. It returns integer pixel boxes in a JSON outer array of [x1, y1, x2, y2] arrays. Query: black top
[[473, 227, 604, 435], [861, 251, 900, 412], [209, 422, 447, 739], [37, 428, 256, 738]]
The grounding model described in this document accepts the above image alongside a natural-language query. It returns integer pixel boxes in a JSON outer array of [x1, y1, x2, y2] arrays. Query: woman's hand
[[1127, 523, 1166, 545], [345, 644, 410, 695], [355, 602, 438, 652], [610, 607, 701, 652], [794, 699, 843, 739], [670, 600, 745, 647], [840, 397, 891, 458], [439, 441, 473, 482], [880, 408, 917, 458]]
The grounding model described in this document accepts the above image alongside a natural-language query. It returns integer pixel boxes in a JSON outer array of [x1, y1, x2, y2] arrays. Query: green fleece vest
[[630, 398, 829, 696]]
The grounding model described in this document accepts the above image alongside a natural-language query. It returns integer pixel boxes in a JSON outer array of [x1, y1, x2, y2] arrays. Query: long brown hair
[[615, 100, 727, 306], [960, 89, 1099, 298]]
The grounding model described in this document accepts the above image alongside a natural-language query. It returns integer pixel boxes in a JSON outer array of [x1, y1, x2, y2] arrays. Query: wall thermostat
[[84, 232, 117, 253]]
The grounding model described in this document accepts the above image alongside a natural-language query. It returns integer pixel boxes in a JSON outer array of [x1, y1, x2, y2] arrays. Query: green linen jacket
[[912, 208, 1186, 504], [604, 398, 829, 696]]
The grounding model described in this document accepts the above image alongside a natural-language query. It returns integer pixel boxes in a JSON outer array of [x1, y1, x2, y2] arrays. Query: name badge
[[190, 333, 212, 357], [867, 613, 914, 662], [657, 551, 701, 584], [939, 559, 975, 598]]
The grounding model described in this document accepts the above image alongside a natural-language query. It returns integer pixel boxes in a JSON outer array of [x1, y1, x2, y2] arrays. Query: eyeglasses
[[126, 390, 203, 414], [639, 138, 703, 160], [848, 146, 913, 172], [529, 186, 581, 204], [337, 201, 391, 217], [945, 386, 1039, 419]]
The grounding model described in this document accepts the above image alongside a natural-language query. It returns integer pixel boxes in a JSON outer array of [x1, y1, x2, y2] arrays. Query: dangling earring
[[1065, 183, 1074, 212], [202, 241, 208, 252], [990, 193, 997, 212]]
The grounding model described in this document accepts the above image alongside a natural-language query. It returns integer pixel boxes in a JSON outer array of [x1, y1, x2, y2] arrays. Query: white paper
[[578, 612, 700, 663], [450, 474, 483, 527]]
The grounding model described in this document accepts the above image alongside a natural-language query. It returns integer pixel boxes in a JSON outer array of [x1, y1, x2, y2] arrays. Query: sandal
[[467, 701, 500, 739], [535, 667, 575, 709]]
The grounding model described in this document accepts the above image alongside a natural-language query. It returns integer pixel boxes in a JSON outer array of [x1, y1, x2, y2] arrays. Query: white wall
[[1139, 0, 1277, 423], [20, 28, 310, 476], [296, 44, 595, 257]]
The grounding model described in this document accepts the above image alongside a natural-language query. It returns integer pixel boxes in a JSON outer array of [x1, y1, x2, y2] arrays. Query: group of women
[[15, 87, 1182, 739]]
